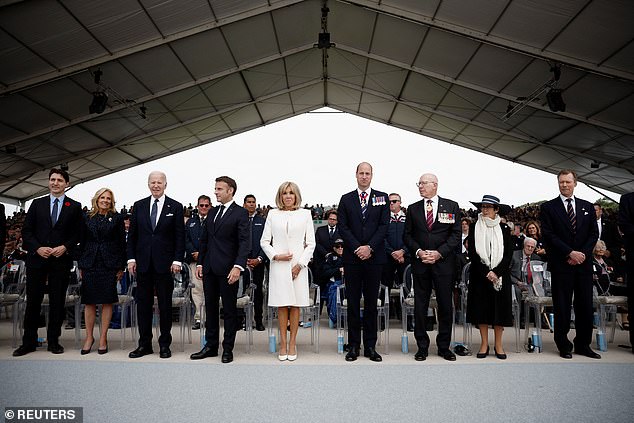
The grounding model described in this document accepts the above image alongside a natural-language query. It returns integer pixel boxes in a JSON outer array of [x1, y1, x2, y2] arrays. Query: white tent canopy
[[1, 0, 633, 202]]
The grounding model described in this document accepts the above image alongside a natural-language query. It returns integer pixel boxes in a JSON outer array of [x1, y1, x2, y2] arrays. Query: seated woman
[[592, 240, 628, 328], [321, 238, 344, 327], [525, 220, 547, 261]]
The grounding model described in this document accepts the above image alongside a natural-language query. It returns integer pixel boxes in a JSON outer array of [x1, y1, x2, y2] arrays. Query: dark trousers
[[23, 260, 70, 346], [550, 265, 594, 352], [251, 264, 265, 324], [136, 270, 173, 348], [344, 264, 381, 349], [413, 269, 453, 352], [203, 272, 239, 352]]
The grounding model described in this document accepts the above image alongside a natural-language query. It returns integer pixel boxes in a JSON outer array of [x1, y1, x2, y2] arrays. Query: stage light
[[5, 144, 16, 154], [60, 163, 69, 172], [89, 91, 108, 114], [590, 160, 600, 169], [546, 89, 566, 112]]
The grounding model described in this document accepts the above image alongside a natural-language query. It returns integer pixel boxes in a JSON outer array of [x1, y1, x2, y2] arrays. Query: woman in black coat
[[466, 195, 513, 359], [78, 188, 126, 355]]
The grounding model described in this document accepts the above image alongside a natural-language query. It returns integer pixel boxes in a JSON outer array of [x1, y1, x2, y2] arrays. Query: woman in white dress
[[260, 182, 315, 361]]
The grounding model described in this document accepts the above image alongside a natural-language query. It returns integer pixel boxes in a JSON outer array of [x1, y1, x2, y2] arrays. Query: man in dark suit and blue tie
[[540, 169, 600, 359], [13, 168, 83, 356], [337, 162, 390, 362], [127, 171, 185, 359], [190, 176, 249, 363], [243, 194, 267, 331], [618, 192, 634, 352], [404, 173, 461, 362], [314, 209, 339, 307]]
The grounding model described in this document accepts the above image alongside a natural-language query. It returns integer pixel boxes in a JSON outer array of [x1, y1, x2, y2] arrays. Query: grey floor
[[1, 317, 633, 422]]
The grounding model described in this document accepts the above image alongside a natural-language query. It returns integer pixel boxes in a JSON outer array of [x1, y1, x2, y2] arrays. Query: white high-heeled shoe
[[287, 346, 297, 361], [278, 353, 288, 361]]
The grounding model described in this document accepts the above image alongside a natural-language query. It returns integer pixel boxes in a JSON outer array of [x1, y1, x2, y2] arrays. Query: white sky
[[5, 107, 620, 214]]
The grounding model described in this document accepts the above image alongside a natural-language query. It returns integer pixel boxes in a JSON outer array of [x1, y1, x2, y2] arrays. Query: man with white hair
[[127, 171, 185, 359]]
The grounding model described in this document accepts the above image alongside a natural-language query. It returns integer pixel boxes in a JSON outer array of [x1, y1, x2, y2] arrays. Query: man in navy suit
[[190, 176, 249, 363], [185, 195, 212, 330], [337, 162, 390, 362], [404, 173, 461, 361], [618, 192, 634, 351], [540, 169, 600, 359], [13, 168, 83, 356], [127, 171, 185, 359], [314, 209, 339, 308], [243, 194, 266, 331]]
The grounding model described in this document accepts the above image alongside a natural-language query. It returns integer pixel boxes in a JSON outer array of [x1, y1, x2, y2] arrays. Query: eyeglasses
[[390, 199, 400, 204], [198, 204, 211, 208], [416, 181, 437, 187]]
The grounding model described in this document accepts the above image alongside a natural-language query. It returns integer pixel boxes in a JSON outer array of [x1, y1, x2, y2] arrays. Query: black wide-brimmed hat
[[470, 194, 512, 216]]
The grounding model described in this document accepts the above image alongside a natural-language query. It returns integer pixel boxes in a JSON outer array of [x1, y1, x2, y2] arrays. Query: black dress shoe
[[129, 346, 153, 358], [47, 343, 64, 354], [159, 347, 171, 359], [559, 351, 573, 359], [493, 347, 507, 360], [190, 346, 218, 360], [13, 345, 36, 357], [574, 347, 601, 359], [414, 348, 428, 361], [364, 347, 382, 362], [476, 346, 490, 359], [255, 322, 266, 331], [345, 346, 360, 362], [438, 349, 456, 361], [192, 321, 201, 330], [221, 351, 233, 363]]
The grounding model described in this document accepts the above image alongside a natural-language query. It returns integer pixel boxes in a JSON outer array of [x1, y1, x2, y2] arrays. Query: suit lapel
[[213, 203, 234, 233], [52, 196, 71, 228], [155, 197, 172, 231], [142, 197, 152, 231]]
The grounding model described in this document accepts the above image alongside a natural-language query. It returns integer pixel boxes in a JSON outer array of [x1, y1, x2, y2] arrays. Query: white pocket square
[[166, 213, 174, 217]]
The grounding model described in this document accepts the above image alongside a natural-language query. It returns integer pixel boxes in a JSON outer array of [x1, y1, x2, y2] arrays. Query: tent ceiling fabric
[[1, 0, 633, 201]]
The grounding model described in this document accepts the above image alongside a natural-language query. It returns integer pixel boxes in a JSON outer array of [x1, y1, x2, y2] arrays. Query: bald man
[[127, 171, 185, 359]]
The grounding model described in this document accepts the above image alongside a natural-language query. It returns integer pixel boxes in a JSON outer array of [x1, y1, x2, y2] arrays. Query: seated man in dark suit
[[314, 209, 339, 311], [243, 194, 267, 331], [13, 168, 83, 356]]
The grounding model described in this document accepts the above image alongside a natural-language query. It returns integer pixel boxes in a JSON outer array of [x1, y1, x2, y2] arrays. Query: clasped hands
[[567, 250, 586, 266], [391, 249, 405, 264], [355, 245, 372, 260], [417, 249, 441, 264], [127, 262, 182, 277], [274, 253, 301, 280], [36, 245, 67, 259]]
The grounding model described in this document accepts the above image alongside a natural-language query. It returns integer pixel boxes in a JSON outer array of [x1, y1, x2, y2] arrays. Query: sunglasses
[[334, 244, 344, 248], [390, 199, 400, 204], [198, 204, 211, 208]]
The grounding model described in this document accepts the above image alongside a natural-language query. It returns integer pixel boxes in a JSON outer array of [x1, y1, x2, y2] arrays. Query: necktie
[[526, 256, 533, 284], [248, 216, 254, 254], [360, 191, 368, 219], [151, 199, 158, 230], [391, 214, 398, 223], [329, 227, 334, 239], [215, 204, 225, 222], [426, 199, 433, 231], [566, 198, 576, 233], [51, 198, 59, 226]]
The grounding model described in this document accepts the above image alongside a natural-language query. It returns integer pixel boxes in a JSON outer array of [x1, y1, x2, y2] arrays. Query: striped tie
[[566, 198, 576, 233], [360, 191, 368, 219], [426, 199, 433, 231]]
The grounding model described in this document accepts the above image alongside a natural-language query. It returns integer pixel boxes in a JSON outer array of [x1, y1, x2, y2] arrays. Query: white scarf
[[475, 213, 504, 290]]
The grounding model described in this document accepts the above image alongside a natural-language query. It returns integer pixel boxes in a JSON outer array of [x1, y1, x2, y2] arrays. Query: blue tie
[[51, 198, 59, 226], [151, 199, 158, 230]]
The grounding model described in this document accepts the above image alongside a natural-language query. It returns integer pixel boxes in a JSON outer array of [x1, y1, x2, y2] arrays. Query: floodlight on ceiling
[[60, 163, 69, 172], [88, 68, 148, 119], [502, 64, 564, 121], [590, 160, 601, 169], [89, 91, 108, 114]]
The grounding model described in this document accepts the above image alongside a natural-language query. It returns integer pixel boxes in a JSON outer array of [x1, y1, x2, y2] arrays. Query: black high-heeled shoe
[[476, 346, 489, 359], [494, 347, 507, 360], [80, 339, 94, 355], [97, 342, 108, 355]]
